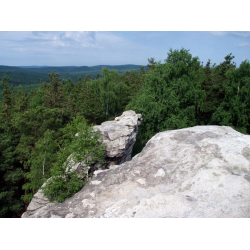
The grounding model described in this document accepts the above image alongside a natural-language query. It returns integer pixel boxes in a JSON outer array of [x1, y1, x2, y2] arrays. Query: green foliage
[[80, 82, 103, 124], [42, 117, 105, 203], [1, 50, 250, 217], [0, 67, 142, 215], [43, 71, 65, 109], [0, 108, 24, 217], [83, 67, 130, 123], [127, 48, 206, 154], [0, 64, 143, 100], [211, 60, 250, 133], [201, 54, 236, 124], [14, 85, 28, 113], [42, 173, 85, 203], [0, 128, 24, 217], [21, 129, 59, 203], [127, 49, 250, 155], [2, 76, 13, 119]]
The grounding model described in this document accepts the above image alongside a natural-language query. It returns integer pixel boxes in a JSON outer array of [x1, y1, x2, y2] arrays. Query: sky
[[1, 31, 250, 67]]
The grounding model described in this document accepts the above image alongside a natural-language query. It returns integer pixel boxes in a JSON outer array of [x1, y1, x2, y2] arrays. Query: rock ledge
[[23, 125, 250, 218]]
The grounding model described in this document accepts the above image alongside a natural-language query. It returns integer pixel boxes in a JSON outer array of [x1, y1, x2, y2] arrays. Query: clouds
[[210, 31, 250, 38], [1, 31, 98, 52], [0, 31, 147, 66], [1, 31, 144, 50], [56, 31, 97, 47], [30, 31, 98, 48], [238, 42, 250, 47], [209, 31, 250, 47], [0, 31, 250, 66]]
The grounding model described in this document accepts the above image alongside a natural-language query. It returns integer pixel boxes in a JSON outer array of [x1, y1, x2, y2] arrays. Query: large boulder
[[22, 126, 250, 218]]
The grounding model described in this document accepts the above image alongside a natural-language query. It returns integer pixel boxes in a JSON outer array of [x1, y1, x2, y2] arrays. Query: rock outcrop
[[92, 110, 142, 169], [22, 125, 250, 218], [64, 110, 142, 175], [21, 110, 142, 217]]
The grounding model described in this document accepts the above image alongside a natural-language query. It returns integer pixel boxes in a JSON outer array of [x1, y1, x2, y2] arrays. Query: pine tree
[[14, 85, 28, 114], [43, 71, 65, 109], [0, 77, 25, 217], [22, 129, 58, 203], [81, 82, 103, 124], [2, 76, 12, 119], [0, 123, 25, 217]]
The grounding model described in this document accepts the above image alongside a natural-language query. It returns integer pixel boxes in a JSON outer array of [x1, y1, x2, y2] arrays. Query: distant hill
[[0, 64, 144, 85], [0, 64, 145, 98], [19, 66, 50, 69]]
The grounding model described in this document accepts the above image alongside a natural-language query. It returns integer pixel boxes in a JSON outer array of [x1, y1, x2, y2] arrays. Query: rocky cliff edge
[[23, 125, 250, 218]]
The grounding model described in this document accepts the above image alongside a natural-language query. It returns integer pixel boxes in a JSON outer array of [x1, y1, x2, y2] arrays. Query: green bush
[[42, 116, 105, 203]]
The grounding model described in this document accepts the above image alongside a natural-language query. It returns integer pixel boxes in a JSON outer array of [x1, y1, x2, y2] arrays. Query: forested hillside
[[0, 64, 143, 98], [1, 48, 250, 217]]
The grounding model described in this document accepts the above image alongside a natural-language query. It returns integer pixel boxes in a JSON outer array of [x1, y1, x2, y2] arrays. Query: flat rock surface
[[22, 126, 250, 218]]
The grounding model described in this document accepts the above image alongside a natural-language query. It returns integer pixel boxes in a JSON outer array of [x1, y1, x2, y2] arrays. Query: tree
[[85, 67, 129, 122], [42, 116, 105, 203], [201, 54, 236, 125], [211, 59, 250, 133], [123, 69, 145, 100], [14, 85, 28, 114], [2, 76, 12, 119], [64, 78, 74, 94], [21, 129, 59, 203], [12, 105, 65, 205], [83, 75, 90, 83], [0, 124, 24, 217], [127, 48, 206, 154], [43, 71, 65, 109], [81, 82, 103, 124], [201, 59, 214, 123], [0, 77, 25, 217], [147, 58, 157, 71]]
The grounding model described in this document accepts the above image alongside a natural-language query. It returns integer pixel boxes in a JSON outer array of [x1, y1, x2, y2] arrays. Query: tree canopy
[[127, 48, 250, 154], [1, 48, 250, 217]]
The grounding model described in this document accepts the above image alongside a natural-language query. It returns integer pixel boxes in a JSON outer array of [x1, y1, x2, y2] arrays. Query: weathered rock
[[65, 110, 142, 173], [22, 125, 250, 218], [65, 155, 89, 179], [21, 110, 142, 217], [92, 110, 142, 169], [21, 178, 58, 218]]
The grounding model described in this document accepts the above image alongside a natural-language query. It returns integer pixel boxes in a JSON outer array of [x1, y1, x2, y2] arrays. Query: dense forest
[[0, 64, 142, 98], [1, 48, 250, 217]]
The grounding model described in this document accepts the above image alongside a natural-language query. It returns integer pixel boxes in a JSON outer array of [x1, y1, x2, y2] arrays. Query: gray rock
[[22, 125, 250, 218], [64, 110, 142, 172], [21, 178, 58, 218], [92, 110, 142, 169], [21, 110, 142, 218]]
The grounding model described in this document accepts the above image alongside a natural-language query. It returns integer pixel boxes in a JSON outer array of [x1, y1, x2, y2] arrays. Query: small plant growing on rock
[[42, 116, 105, 203]]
